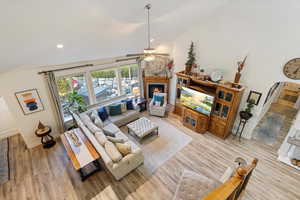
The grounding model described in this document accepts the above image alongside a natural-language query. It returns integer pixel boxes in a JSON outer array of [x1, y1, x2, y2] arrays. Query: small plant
[[67, 91, 87, 113], [245, 99, 255, 114]]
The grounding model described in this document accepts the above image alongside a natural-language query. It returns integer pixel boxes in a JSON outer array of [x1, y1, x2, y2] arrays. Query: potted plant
[[185, 42, 196, 75], [240, 99, 255, 120], [67, 91, 87, 113]]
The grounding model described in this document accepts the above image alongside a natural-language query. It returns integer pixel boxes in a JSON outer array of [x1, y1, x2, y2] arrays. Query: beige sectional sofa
[[72, 103, 143, 180]]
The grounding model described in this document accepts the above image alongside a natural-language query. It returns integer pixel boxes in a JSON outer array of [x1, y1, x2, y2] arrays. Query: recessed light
[[56, 44, 64, 49]]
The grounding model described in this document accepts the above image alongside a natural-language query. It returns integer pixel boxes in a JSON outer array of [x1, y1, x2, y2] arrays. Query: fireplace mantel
[[143, 76, 170, 101]]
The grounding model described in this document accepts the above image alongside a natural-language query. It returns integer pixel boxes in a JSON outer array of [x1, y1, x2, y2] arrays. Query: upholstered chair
[[149, 93, 167, 117]]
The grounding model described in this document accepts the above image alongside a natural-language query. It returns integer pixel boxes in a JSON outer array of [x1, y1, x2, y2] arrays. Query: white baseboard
[[0, 128, 19, 139]]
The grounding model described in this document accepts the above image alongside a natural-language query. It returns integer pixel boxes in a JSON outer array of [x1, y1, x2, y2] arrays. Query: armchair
[[149, 93, 167, 117]]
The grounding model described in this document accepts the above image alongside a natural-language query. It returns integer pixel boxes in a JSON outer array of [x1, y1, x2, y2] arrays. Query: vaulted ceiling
[[0, 0, 229, 73]]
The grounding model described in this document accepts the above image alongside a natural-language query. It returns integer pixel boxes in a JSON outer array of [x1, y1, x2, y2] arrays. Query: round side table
[[35, 126, 56, 149]]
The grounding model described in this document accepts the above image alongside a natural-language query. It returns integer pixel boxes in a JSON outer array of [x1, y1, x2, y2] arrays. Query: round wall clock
[[283, 58, 300, 80]]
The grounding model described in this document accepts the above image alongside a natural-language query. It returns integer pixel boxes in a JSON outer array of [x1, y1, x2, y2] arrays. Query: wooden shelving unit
[[174, 71, 245, 139]]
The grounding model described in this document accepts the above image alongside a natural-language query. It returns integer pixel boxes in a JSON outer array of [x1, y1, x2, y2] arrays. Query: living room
[[1, 1, 300, 200]]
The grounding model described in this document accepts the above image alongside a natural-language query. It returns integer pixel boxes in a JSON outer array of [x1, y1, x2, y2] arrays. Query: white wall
[[171, 0, 300, 138], [0, 68, 59, 148], [0, 96, 18, 138]]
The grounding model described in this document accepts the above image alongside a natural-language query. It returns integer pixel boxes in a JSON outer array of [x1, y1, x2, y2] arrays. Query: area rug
[[0, 138, 9, 184], [172, 169, 220, 200], [252, 112, 285, 145], [123, 116, 192, 176]]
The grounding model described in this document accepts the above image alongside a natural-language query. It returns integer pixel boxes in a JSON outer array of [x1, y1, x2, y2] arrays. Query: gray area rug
[[173, 169, 221, 200], [252, 112, 285, 145], [122, 116, 192, 176], [0, 138, 9, 184]]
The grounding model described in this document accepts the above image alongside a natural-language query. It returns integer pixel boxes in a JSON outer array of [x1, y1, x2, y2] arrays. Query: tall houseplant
[[185, 42, 196, 74], [67, 91, 87, 113]]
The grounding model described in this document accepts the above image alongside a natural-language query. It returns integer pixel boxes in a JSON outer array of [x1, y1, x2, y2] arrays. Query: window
[[120, 64, 140, 96], [91, 69, 119, 103], [55, 61, 141, 122], [56, 74, 89, 121]]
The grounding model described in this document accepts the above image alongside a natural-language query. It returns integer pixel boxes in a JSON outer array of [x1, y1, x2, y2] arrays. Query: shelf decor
[[15, 88, 44, 115]]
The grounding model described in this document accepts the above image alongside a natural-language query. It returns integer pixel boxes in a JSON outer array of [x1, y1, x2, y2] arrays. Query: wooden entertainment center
[[174, 71, 245, 139]]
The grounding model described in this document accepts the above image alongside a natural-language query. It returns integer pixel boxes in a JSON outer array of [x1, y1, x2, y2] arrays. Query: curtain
[[44, 72, 65, 133]]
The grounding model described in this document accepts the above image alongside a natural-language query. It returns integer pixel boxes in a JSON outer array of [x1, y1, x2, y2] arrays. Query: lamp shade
[[132, 87, 140, 95]]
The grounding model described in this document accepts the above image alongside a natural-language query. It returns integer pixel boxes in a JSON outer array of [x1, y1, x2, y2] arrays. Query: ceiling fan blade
[[126, 53, 144, 57], [152, 53, 170, 56]]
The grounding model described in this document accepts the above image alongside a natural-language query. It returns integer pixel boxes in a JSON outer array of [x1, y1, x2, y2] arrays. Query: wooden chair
[[202, 158, 258, 200]]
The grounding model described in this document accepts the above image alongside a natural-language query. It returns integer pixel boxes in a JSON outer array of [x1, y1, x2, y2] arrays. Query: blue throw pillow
[[121, 99, 134, 110], [153, 95, 164, 106], [108, 104, 122, 116], [98, 107, 109, 121]]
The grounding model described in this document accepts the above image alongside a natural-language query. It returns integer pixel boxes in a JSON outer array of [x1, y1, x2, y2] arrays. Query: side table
[[35, 126, 56, 148]]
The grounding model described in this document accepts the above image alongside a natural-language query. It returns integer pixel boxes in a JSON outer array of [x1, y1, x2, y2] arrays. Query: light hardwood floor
[[1, 113, 300, 200]]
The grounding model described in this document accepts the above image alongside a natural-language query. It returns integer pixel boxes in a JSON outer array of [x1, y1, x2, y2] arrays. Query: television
[[180, 87, 214, 115]]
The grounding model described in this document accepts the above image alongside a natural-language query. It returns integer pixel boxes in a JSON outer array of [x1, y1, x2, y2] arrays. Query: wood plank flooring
[[1, 113, 300, 200]]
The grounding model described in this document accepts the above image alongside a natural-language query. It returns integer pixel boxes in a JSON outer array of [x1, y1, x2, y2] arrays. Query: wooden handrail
[[202, 158, 258, 200]]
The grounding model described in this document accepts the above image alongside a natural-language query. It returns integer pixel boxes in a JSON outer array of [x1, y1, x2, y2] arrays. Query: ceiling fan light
[[144, 48, 156, 54], [144, 55, 155, 62]]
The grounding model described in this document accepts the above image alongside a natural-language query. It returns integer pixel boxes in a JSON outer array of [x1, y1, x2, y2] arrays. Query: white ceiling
[[0, 0, 229, 73]]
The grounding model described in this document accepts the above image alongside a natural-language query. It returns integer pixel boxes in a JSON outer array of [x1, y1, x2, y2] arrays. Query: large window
[[56, 74, 89, 120], [91, 69, 119, 103], [120, 64, 140, 96], [55, 62, 141, 121]]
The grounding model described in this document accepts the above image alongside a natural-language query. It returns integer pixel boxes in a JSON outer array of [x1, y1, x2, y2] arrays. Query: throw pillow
[[95, 131, 108, 146], [104, 141, 123, 162], [153, 95, 164, 106], [108, 104, 122, 116], [122, 99, 134, 110], [106, 136, 127, 143], [98, 107, 109, 122], [103, 129, 116, 137], [115, 143, 132, 156], [90, 110, 104, 128], [120, 102, 127, 113]]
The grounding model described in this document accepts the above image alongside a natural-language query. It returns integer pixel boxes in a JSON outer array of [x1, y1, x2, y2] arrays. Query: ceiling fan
[[126, 4, 169, 61]]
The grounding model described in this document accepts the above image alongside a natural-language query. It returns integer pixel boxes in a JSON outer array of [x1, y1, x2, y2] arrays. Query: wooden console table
[[61, 128, 101, 181]]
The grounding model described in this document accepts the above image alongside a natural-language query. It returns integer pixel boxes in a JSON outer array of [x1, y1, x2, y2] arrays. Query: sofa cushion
[[107, 136, 127, 143], [86, 122, 102, 134], [122, 99, 134, 110], [94, 131, 108, 146], [108, 104, 122, 116], [115, 143, 132, 156], [80, 113, 93, 125], [98, 107, 109, 121], [104, 141, 123, 163]]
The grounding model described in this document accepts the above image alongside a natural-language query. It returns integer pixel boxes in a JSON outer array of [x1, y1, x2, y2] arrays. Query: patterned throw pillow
[[120, 102, 127, 113], [122, 99, 134, 110], [108, 104, 122, 116], [115, 143, 131, 156]]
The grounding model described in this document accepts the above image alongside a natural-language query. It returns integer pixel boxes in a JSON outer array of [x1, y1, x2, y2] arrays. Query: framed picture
[[15, 89, 44, 115], [247, 90, 262, 105]]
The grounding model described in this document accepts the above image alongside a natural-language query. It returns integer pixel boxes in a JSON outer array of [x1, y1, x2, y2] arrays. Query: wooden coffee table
[[61, 128, 101, 181]]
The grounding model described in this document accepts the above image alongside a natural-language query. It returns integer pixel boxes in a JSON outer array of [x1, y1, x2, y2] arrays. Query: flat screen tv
[[180, 87, 214, 115]]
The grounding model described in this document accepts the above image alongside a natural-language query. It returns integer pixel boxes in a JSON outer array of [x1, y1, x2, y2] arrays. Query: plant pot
[[239, 111, 253, 120], [185, 65, 192, 74]]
